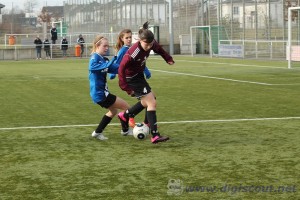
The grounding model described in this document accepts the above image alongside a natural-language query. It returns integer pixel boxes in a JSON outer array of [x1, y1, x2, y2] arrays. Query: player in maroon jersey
[[118, 21, 175, 144]]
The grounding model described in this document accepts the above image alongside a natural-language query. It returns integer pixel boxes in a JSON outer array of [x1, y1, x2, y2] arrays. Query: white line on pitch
[[173, 59, 286, 69], [151, 58, 290, 70], [151, 69, 273, 85], [1, 117, 300, 131]]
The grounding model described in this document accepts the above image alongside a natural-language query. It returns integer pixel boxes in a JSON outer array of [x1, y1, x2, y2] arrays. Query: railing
[[219, 40, 288, 60], [0, 43, 113, 60]]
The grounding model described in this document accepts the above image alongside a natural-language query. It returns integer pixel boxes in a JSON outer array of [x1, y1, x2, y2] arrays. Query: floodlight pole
[[190, 26, 193, 56], [169, 0, 174, 55], [288, 7, 292, 69]]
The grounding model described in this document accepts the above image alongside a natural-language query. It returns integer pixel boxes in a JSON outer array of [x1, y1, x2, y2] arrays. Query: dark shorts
[[127, 72, 151, 99], [97, 93, 117, 108]]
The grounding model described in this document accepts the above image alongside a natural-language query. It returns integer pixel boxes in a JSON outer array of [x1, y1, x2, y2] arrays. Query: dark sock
[[147, 110, 159, 137], [95, 115, 112, 133], [118, 114, 129, 133], [143, 108, 148, 124], [124, 101, 145, 118]]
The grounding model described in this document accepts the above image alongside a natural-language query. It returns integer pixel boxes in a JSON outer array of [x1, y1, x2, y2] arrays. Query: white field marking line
[[151, 69, 273, 85], [175, 59, 286, 69], [1, 117, 300, 131], [150, 58, 288, 70]]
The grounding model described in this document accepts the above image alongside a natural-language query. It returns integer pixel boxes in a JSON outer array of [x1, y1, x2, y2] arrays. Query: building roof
[[41, 6, 64, 18]]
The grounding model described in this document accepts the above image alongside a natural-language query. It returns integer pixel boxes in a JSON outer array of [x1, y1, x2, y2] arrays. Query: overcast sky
[[0, 0, 63, 12]]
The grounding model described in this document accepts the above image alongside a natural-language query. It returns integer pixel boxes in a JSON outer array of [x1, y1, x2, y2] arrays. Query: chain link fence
[[1, 0, 299, 60], [62, 0, 298, 59]]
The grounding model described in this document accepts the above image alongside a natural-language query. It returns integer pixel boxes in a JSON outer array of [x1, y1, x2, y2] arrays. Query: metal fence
[[62, 0, 299, 59], [1, 0, 299, 60]]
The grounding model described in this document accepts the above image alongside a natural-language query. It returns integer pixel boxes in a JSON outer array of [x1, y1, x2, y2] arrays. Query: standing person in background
[[118, 21, 175, 144], [109, 29, 152, 128], [50, 25, 58, 44], [89, 35, 132, 140], [34, 36, 43, 60], [43, 38, 51, 59], [61, 36, 68, 58], [77, 34, 85, 58]]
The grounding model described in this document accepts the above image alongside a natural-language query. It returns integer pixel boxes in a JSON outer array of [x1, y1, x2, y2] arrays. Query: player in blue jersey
[[89, 35, 131, 140], [109, 29, 152, 128], [118, 22, 175, 144]]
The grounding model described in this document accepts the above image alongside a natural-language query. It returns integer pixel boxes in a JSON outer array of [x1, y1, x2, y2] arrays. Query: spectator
[[34, 36, 43, 60], [61, 37, 68, 58], [77, 34, 85, 57], [43, 38, 51, 59], [50, 25, 58, 44]]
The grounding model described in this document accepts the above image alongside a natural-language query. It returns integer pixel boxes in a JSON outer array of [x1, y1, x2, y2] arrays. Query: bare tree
[[38, 9, 51, 25]]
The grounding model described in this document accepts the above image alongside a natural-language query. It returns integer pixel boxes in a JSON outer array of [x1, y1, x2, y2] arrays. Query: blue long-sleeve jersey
[[89, 53, 119, 103], [115, 45, 130, 65]]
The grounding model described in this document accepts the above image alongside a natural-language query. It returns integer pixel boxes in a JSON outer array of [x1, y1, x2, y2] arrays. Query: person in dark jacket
[[43, 38, 51, 59], [50, 25, 58, 44], [77, 34, 85, 57], [34, 36, 43, 60], [61, 37, 68, 58]]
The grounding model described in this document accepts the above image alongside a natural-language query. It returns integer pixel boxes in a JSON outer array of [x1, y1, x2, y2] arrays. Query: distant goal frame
[[288, 6, 300, 69], [190, 26, 213, 57]]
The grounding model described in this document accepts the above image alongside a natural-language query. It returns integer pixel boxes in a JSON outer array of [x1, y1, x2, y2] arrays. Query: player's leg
[[113, 96, 133, 135], [118, 103, 143, 135], [129, 117, 136, 128], [141, 92, 169, 144], [92, 94, 125, 140], [92, 108, 116, 140]]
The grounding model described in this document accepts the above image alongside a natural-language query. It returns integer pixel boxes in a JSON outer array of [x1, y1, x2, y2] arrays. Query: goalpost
[[190, 26, 213, 57], [190, 25, 228, 57], [287, 7, 300, 69], [51, 21, 64, 37]]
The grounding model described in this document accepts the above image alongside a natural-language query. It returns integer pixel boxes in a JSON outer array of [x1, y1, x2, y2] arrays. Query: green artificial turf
[[0, 57, 299, 199]]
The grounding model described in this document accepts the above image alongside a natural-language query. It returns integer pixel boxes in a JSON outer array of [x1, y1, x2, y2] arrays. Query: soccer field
[[0, 56, 299, 199]]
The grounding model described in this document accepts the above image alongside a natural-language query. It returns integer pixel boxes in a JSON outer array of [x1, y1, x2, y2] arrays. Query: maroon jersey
[[118, 40, 174, 94]]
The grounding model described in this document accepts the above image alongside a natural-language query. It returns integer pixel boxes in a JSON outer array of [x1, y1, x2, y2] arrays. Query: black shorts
[[97, 93, 117, 108], [127, 72, 151, 99]]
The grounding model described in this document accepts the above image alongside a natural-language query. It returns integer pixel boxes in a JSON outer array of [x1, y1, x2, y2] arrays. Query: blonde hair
[[91, 35, 107, 53]]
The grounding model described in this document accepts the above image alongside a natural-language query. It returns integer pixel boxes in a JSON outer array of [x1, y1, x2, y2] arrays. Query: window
[[233, 7, 239, 15]]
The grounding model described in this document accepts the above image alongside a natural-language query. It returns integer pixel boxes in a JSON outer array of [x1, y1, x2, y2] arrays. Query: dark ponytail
[[138, 21, 154, 43]]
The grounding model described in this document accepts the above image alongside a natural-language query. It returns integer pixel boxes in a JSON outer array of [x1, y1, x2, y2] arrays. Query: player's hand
[[130, 91, 135, 97], [109, 74, 116, 80], [145, 71, 151, 79], [168, 61, 175, 65]]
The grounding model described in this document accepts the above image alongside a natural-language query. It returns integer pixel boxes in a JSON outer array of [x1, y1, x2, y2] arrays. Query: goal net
[[287, 7, 300, 68], [189, 25, 229, 57]]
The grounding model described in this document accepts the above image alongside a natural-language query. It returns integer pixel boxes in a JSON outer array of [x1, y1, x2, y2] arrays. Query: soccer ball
[[133, 123, 149, 140]]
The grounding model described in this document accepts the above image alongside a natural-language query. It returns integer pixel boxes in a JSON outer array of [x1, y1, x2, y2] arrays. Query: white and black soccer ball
[[133, 123, 149, 140]]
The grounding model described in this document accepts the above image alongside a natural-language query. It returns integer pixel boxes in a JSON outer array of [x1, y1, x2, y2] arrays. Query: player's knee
[[108, 108, 118, 117]]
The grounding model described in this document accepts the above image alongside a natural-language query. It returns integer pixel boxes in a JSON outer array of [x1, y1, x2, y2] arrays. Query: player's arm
[[152, 40, 175, 65], [144, 66, 151, 79], [115, 47, 127, 65], [109, 47, 128, 80], [118, 55, 133, 95], [89, 55, 117, 72]]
